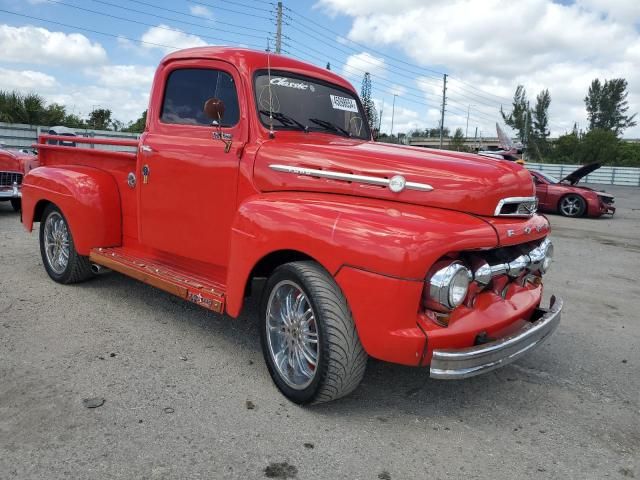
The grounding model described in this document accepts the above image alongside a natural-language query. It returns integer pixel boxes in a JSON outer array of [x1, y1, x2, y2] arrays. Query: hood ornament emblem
[[388, 175, 406, 193]]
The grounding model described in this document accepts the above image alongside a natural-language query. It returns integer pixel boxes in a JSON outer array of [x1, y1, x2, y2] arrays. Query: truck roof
[[160, 47, 355, 94]]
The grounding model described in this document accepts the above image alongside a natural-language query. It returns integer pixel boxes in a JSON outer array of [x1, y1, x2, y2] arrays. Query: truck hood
[[253, 135, 535, 217]]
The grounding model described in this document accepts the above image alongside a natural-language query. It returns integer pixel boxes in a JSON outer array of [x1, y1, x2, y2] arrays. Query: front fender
[[225, 192, 497, 317], [22, 166, 122, 254]]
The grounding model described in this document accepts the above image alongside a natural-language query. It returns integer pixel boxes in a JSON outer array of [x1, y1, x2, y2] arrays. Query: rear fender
[[225, 192, 497, 317], [22, 166, 122, 254]]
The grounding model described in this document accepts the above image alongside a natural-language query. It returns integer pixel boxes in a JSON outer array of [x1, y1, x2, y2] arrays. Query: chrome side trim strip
[[494, 196, 538, 217], [269, 164, 434, 192], [429, 296, 562, 379]]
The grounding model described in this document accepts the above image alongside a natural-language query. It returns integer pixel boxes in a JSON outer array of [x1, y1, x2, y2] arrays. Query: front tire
[[260, 261, 367, 405], [558, 194, 586, 217], [39, 204, 94, 284]]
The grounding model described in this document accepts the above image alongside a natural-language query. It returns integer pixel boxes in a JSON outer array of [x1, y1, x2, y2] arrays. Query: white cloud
[[318, 0, 640, 137], [343, 52, 386, 80], [0, 25, 107, 66], [83, 65, 155, 89], [0, 67, 58, 90], [46, 86, 150, 124], [190, 5, 214, 19], [140, 25, 208, 53]]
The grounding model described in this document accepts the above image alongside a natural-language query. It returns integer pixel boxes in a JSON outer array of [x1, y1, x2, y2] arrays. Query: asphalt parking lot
[[1, 184, 638, 480]]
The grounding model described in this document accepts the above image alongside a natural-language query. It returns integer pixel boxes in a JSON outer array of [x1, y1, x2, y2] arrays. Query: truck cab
[[20, 47, 561, 404]]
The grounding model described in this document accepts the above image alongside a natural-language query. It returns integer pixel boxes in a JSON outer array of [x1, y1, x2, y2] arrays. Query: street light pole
[[465, 104, 475, 138], [390, 94, 397, 140]]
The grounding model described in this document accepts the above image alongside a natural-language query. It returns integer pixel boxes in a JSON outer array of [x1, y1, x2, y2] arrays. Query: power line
[[125, 0, 270, 32], [285, 5, 518, 104], [44, 0, 269, 43], [0, 8, 258, 51], [186, 0, 273, 20]]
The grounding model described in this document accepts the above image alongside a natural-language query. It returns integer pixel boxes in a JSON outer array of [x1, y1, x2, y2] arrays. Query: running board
[[89, 247, 225, 313]]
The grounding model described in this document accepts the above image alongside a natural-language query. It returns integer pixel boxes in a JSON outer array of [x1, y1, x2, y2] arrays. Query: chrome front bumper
[[0, 182, 21, 199], [430, 296, 562, 379]]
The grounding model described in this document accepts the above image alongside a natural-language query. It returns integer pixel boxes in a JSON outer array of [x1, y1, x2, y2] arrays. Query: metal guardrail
[[526, 162, 640, 187], [0, 122, 139, 153]]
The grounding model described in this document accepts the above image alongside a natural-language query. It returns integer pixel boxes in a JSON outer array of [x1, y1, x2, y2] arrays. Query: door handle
[[140, 145, 154, 154]]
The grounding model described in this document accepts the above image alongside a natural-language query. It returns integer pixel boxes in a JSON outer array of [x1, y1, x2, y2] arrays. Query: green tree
[[530, 89, 551, 159], [360, 72, 378, 133], [88, 108, 112, 130], [63, 113, 86, 129], [124, 110, 147, 133], [576, 128, 619, 165], [585, 78, 637, 136], [44, 103, 66, 125], [450, 128, 465, 151], [501, 85, 531, 143]]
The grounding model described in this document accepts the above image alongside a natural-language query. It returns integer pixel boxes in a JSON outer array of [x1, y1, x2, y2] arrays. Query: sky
[[0, 0, 639, 138]]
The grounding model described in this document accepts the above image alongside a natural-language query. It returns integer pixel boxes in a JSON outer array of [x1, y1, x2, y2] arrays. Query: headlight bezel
[[426, 261, 472, 311]]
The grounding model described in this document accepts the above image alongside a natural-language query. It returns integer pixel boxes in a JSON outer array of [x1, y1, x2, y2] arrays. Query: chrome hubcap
[[560, 196, 581, 216], [44, 212, 70, 274], [266, 280, 319, 390]]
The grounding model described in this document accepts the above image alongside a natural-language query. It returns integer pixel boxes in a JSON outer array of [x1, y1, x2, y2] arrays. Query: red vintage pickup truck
[[21, 47, 561, 404]]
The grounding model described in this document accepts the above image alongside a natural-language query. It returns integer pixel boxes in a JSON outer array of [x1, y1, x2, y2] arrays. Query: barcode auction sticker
[[330, 95, 358, 112]]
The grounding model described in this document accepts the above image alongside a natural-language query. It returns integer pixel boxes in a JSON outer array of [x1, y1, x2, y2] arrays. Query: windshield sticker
[[270, 77, 314, 91], [330, 95, 358, 112]]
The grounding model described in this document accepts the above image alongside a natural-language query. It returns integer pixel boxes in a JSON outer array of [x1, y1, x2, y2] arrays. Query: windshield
[[254, 71, 370, 140], [534, 171, 560, 183]]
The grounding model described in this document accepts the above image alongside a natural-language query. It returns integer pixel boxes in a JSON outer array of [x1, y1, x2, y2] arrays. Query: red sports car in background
[[530, 163, 615, 218], [0, 148, 39, 212]]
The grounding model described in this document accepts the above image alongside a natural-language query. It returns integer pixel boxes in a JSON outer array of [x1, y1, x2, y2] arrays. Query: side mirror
[[204, 97, 225, 125]]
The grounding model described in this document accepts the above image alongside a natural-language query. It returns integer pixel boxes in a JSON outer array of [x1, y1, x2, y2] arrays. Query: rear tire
[[558, 194, 586, 217], [39, 204, 94, 284], [10, 198, 21, 212], [260, 261, 367, 405]]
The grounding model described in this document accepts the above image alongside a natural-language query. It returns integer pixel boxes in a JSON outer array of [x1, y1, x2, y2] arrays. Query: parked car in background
[[0, 148, 38, 212], [530, 163, 615, 217], [47, 126, 77, 147]]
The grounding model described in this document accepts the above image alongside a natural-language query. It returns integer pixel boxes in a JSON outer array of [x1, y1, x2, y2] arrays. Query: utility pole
[[390, 94, 397, 140], [275, 2, 283, 54], [474, 126, 478, 149], [439, 73, 447, 149]]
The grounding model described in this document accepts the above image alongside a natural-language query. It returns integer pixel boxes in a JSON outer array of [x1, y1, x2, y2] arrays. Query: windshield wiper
[[259, 110, 308, 131], [308, 118, 351, 137]]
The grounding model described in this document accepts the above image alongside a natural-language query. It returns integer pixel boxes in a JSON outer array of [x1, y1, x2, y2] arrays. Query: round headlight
[[449, 267, 472, 307], [427, 261, 472, 310], [540, 240, 554, 274]]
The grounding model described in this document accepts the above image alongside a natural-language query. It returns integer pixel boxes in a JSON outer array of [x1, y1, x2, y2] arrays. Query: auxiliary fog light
[[427, 261, 472, 311]]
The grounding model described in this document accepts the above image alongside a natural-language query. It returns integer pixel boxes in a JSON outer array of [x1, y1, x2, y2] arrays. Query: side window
[[161, 68, 240, 127]]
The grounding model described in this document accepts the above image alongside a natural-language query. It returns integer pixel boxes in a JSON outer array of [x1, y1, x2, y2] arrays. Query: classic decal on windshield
[[330, 95, 358, 112], [270, 77, 314, 91]]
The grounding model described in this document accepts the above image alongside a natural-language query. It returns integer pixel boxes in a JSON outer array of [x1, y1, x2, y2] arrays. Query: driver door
[[138, 61, 246, 267]]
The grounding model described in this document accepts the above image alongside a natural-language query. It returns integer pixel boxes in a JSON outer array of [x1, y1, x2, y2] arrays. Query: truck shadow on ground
[[73, 271, 573, 420]]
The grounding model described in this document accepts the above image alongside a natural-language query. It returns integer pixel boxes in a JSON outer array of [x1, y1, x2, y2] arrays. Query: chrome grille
[[494, 196, 538, 217], [0, 172, 23, 187]]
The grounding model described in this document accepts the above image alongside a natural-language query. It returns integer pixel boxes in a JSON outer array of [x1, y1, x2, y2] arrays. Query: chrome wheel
[[265, 280, 319, 390], [43, 211, 70, 274], [559, 195, 584, 217]]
